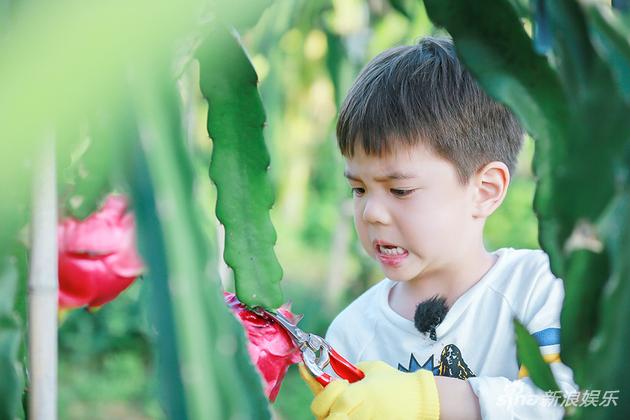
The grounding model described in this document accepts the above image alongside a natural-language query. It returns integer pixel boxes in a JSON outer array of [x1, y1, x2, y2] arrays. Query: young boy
[[299, 37, 577, 419]]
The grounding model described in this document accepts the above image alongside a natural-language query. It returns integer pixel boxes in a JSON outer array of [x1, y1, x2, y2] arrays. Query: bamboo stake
[[28, 135, 58, 420]]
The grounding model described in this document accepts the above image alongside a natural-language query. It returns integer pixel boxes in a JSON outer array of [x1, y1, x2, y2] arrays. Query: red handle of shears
[[316, 348, 365, 386]]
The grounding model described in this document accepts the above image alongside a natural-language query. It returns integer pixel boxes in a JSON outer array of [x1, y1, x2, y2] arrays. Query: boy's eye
[[390, 188, 415, 197], [351, 187, 365, 197]]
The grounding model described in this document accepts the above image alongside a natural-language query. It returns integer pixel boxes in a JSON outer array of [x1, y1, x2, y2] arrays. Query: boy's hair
[[336, 37, 524, 183]]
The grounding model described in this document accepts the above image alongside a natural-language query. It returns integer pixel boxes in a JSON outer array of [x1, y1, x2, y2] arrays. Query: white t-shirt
[[325, 248, 578, 419]]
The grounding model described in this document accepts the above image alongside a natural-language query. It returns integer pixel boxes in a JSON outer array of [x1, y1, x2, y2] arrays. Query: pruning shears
[[254, 307, 365, 386]]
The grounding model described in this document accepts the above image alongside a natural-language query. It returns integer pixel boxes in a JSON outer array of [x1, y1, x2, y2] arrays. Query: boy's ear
[[471, 161, 510, 219]]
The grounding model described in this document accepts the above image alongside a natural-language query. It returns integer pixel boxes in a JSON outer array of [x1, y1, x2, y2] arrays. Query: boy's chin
[[386, 273, 415, 282], [381, 266, 415, 282], [380, 259, 428, 282]]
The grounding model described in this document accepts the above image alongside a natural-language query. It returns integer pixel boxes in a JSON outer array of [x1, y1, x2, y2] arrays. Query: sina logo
[[398, 354, 440, 375]]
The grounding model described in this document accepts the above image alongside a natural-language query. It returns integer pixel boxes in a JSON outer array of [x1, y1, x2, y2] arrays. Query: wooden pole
[[28, 135, 58, 420]]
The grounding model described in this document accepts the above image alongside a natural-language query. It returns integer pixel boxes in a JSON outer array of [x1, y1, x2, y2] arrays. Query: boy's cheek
[[359, 235, 374, 256], [355, 226, 375, 255]]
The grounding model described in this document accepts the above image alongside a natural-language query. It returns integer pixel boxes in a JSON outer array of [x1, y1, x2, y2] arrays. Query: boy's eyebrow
[[343, 170, 417, 182]]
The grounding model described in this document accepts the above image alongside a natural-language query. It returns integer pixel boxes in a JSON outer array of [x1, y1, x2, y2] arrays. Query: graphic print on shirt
[[437, 344, 475, 379], [398, 344, 475, 379]]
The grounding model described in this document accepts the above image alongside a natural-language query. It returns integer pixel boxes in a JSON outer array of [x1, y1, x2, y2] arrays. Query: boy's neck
[[388, 247, 497, 321]]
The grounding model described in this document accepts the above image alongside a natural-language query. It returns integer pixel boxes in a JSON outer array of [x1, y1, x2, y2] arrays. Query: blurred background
[[57, 0, 539, 418]]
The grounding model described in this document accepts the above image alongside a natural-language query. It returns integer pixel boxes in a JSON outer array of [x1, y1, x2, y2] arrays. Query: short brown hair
[[336, 37, 524, 183]]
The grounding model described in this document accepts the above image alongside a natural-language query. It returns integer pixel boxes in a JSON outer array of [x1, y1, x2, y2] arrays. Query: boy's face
[[344, 143, 477, 282]]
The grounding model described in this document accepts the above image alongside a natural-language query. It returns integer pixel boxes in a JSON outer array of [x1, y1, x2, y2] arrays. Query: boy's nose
[[361, 197, 391, 225]]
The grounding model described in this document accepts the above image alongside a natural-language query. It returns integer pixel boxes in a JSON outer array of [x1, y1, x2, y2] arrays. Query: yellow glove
[[299, 362, 325, 395], [299, 361, 440, 420]]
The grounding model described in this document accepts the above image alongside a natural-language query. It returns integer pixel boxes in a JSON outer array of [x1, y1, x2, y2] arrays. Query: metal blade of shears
[[254, 307, 364, 386]]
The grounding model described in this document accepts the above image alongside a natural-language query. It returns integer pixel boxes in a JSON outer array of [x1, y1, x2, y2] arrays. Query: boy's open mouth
[[373, 240, 409, 261], [377, 244, 407, 256]]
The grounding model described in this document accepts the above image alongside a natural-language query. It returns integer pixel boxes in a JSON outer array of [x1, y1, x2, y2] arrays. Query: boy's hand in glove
[[299, 360, 440, 420]]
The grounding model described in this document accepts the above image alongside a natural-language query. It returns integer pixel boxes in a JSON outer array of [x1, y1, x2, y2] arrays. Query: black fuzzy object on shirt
[[414, 296, 448, 341]]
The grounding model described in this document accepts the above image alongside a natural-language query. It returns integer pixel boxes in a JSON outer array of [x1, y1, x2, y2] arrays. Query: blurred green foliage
[[58, 282, 161, 419]]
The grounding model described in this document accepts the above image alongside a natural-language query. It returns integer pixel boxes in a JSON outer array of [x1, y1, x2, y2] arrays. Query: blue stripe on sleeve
[[532, 328, 561, 346]]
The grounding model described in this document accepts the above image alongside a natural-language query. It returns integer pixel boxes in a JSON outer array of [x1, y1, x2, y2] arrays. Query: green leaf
[[198, 26, 283, 310], [540, 0, 630, 249], [532, 0, 552, 54], [325, 28, 345, 107], [131, 67, 270, 419], [542, 7, 630, 398], [587, 4, 630, 100], [324, 28, 357, 109], [124, 129, 188, 419], [577, 191, 630, 418], [513, 319, 561, 393], [560, 249, 609, 373]]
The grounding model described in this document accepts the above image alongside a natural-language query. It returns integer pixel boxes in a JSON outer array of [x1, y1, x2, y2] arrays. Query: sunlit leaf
[[514, 319, 560, 394], [198, 26, 283, 309]]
